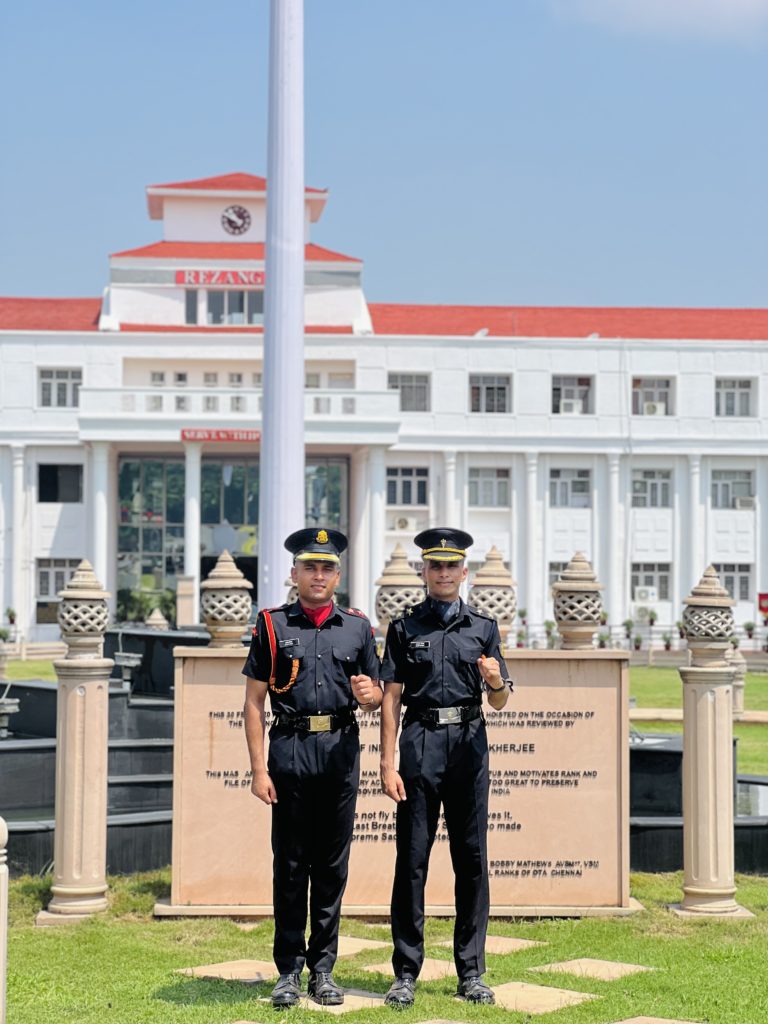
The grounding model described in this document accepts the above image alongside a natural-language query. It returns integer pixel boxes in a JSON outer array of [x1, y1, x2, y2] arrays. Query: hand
[[251, 770, 278, 805], [381, 766, 407, 803], [351, 673, 376, 705], [477, 654, 503, 690]]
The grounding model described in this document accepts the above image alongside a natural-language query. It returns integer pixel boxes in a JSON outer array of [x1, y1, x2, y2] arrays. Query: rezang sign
[[175, 270, 265, 286], [181, 429, 261, 443]]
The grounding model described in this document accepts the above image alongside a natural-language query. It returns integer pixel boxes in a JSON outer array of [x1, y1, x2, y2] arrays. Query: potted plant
[[0, 627, 9, 643], [623, 618, 634, 639], [5, 608, 16, 626], [731, 636, 740, 648], [516, 629, 526, 649], [543, 620, 555, 637], [676, 619, 685, 639], [599, 609, 608, 626], [743, 621, 755, 639], [597, 632, 609, 649], [648, 609, 658, 627], [633, 635, 642, 651], [518, 608, 528, 627], [662, 632, 672, 651]]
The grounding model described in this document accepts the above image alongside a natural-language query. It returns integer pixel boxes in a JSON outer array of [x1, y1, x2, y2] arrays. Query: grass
[[7, 870, 768, 1024], [630, 666, 768, 711], [5, 659, 57, 682], [634, 720, 768, 776]]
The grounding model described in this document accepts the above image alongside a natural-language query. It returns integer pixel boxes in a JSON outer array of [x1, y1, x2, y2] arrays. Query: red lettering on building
[[181, 428, 261, 443], [175, 270, 265, 287]]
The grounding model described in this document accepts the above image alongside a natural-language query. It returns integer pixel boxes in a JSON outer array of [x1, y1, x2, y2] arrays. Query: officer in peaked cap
[[243, 527, 382, 1008], [379, 527, 514, 1008]]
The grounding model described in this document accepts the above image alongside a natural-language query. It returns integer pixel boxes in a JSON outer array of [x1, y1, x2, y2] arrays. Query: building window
[[146, 394, 163, 412], [468, 467, 510, 507], [252, 372, 262, 387], [36, 558, 81, 623], [175, 395, 189, 412], [305, 372, 321, 388], [552, 376, 593, 414], [204, 372, 218, 387], [184, 290, 198, 325], [231, 395, 246, 413], [469, 374, 511, 413], [203, 395, 219, 413], [713, 563, 752, 603], [632, 378, 672, 416], [715, 379, 753, 417], [207, 290, 264, 325], [229, 372, 243, 388], [549, 469, 591, 508], [387, 467, 428, 506], [388, 373, 431, 412], [548, 562, 569, 588], [38, 464, 83, 503], [38, 368, 81, 408], [174, 372, 188, 387], [631, 469, 672, 508], [150, 371, 165, 387], [630, 563, 671, 601], [711, 470, 754, 509]]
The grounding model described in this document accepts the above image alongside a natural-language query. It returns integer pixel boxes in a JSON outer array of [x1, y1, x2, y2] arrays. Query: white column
[[368, 446, 386, 623], [90, 443, 110, 592], [607, 453, 621, 624], [526, 452, 539, 623], [10, 446, 25, 637], [689, 454, 702, 587], [350, 448, 369, 613], [184, 442, 202, 618], [259, 0, 306, 608], [443, 450, 457, 524]]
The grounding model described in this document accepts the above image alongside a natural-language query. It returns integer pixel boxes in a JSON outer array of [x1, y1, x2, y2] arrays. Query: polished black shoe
[[308, 971, 344, 1005], [457, 976, 495, 1004], [384, 975, 416, 1008], [271, 973, 302, 1009]]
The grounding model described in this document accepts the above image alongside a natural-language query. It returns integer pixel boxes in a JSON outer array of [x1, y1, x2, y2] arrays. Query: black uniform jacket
[[242, 600, 380, 716], [380, 599, 504, 709]]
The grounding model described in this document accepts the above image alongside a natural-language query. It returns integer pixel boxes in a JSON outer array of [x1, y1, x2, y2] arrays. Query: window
[[231, 395, 246, 413], [38, 464, 83, 503], [715, 379, 753, 417], [552, 376, 593, 414], [175, 395, 189, 412], [632, 469, 672, 508], [549, 469, 591, 508], [150, 371, 165, 387], [118, 459, 186, 601], [229, 372, 243, 388], [207, 290, 264, 325], [711, 470, 754, 509], [632, 378, 672, 416], [388, 373, 430, 412], [184, 290, 198, 325], [203, 395, 219, 413], [468, 467, 510, 507], [548, 562, 569, 588], [387, 467, 428, 506], [146, 394, 163, 412], [38, 368, 81, 408], [174, 372, 188, 387], [713, 563, 752, 602], [631, 563, 671, 601], [36, 558, 81, 623], [252, 372, 262, 387], [470, 374, 511, 413], [203, 372, 218, 387]]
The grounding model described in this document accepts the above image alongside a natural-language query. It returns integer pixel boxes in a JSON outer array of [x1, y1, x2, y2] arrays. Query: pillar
[[607, 453, 621, 625], [259, 0, 306, 608], [688, 454, 702, 591], [37, 561, 114, 925], [442, 450, 457, 524], [183, 442, 202, 618], [10, 445, 25, 638], [368, 446, 386, 623], [90, 442, 110, 592], [350, 448, 369, 612], [525, 452, 538, 624]]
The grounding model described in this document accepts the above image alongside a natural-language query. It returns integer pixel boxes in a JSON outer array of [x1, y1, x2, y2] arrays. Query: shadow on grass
[[153, 976, 271, 1006]]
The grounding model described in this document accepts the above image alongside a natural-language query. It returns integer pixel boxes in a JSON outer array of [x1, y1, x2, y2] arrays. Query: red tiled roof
[[148, 172, 326, 194], [368, 304, 768, 341], [119, 324, 353, 334], [0, 297, 101, 331], [110, 241, 360, 263]]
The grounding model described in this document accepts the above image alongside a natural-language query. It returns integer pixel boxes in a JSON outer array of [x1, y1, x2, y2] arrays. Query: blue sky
[[1, 0, 766, 307]]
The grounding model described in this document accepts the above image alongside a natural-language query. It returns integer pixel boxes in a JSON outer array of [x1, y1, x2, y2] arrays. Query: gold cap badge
[[316, 529, 328, 544]]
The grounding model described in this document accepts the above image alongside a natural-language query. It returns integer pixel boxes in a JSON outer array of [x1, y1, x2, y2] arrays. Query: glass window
[[222, 465, 246, 523], [201, 464, 222, 524], [230, 395, 245, 413], [206, 290, 264, 325], [119, 461, 141, 524], [247, 291, 264, 324], [207, 291, 225, 325], [203, 395, 219, 412], [38, 368, 81, 408], [469, 375, 511, 414], [175, 395, 189, 412], [631, 469, 672, 508], [185, 290, 198, 325], [630, 563, 671, 601], [305, 372, 321, 388], [204, 372, 218, 387], [632, 378, 672, 415], [388, 373, 430, 412], [38, 464, 83, 503], [229, 372, 243, 387], [386, 467, 429, 506], [549, 469, 591, 508], [150, 371, 165, 387], [711, 470, 754, 509], [468, 467, 510, 507], [713, 563, 752, 602], [252, 372, 262, 387], [715, 379, 753, 417], [174, 372, 188, 387], [165, 463, 185, 524], [548, 562, 569, 588], [36, 558, 80, 623], [552, 376, 593, 414]]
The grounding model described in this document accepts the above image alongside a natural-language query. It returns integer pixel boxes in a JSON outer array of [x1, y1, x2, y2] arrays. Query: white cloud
[[552, 0, 768, 39]]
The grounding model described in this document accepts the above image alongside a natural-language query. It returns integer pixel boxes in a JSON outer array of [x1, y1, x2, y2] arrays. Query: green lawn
[[5, 659, 57, 682], [634, 720, 768, 776], [7, 870, 768, 1024], [631, 666, 768, 711]]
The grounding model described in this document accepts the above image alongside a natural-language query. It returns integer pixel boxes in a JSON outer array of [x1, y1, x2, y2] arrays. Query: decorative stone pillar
[[468, 547, 517, 645], [200, 551, 253, 647], [375, 545, 424, 634], [0, 816, 7, 1024], [671, 566, 752, 918], [36, 561, 114, 925], [175, 575, 197, 628], [552, 552, 603, 650], [145, 607, 170, 631], [727, 645, 747, 720]]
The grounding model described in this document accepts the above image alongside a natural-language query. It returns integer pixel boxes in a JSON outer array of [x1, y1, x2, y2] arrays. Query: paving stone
[[435, 935, 546, 954], [241, 989, 387, 1015], [491, 980, 597, 1014], [177, 959, 276, 983], [607, 1018, 703, 1024], [337, 936, 390, 956], [364, 957, 455, 980], [529, 957, 653, 981]]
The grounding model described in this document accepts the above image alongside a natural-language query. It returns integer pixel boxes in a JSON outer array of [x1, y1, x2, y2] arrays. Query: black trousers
[[268, 724, 360, 974], [391, 717, 490, 980]]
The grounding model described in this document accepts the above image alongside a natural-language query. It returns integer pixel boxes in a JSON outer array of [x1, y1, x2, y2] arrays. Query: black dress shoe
[[456, 976, 495, 1004], [384, 975, 416, 1008], [271, 973, 302, 1009], [308, 971, 344, 1005]]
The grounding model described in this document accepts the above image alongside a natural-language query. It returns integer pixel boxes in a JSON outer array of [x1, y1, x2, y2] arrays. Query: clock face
[[221, 205, 251, 236]]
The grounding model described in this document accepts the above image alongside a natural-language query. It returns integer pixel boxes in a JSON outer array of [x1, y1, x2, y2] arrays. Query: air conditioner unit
[[734, 496, 756, 510], [395, 516, 419, 531], [560, 399, 583, 414], [634, 586, 658, 603], [643, 401, 667, 416]]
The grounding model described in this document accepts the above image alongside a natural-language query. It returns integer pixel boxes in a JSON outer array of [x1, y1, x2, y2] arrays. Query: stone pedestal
[[0, 816, 7, 1024], [374, 544, 424, 634], [728, 646, 747, 719], [175, 575, 197, 627], [145, 607, 170, 630], [552, 553, 603, 650], [36, 561, 114, 926], [468, 546, 516, 646], [671, 566, 752, 918], [200, 551, 253, 648]]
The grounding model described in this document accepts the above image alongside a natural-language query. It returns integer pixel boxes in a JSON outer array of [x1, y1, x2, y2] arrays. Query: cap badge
[[441, 538, 447, 547], [316, 529, 329, 544]]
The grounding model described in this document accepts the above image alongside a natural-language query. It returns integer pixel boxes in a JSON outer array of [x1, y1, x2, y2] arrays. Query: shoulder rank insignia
[[346, 606, 368, 619]]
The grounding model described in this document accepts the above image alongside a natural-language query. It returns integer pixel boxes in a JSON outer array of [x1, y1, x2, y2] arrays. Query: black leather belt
[[273, 709, 357, 733], [405, 704, 482, 727]]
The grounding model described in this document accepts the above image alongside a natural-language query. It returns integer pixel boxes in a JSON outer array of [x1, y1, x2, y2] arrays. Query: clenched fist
[[351, 673, 376, 706]]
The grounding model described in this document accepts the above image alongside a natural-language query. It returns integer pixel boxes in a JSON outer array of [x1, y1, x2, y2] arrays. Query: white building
[[1, 171, 767, 642]]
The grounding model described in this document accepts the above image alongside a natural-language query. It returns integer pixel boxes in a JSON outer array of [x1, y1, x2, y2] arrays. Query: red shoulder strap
[[261, 609, 278, 686]]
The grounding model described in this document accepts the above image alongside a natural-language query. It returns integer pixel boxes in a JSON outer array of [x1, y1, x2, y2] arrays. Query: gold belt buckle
[[308, 714, 332, 733], [437, 707, 461, 725]]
